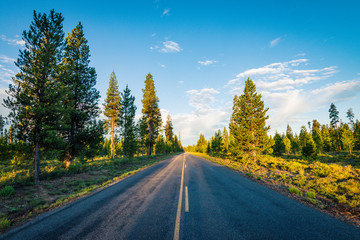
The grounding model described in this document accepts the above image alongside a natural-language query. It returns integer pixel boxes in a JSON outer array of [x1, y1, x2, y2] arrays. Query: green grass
[[306, 191, 316, 199], [0, 185, 15, 197], [289, 187, 302, 196], [0, 218, 10, 230]]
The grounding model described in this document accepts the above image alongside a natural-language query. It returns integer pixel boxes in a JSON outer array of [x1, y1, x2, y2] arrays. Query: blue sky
[[1, 0, 360, 146]]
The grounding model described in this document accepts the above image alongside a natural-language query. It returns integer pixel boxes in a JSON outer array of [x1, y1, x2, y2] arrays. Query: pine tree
[[284, 136, 291, 155], [329, 103, 341, 151], [141, 73, 162, 155], [196, 134, 207, 153], [4, 10, 65, 184], [165, 114, 174, 142], [312, 120, 323, 153], [229, 78, 270, 157], [104, 71, 121, 159], [273, 132, 285, 156], [341, 123, 354, 155], [119, 85, 137, 158], [346, 108, 354, 128], [222, 127, 229, 154], [62, 22, 100, 161]]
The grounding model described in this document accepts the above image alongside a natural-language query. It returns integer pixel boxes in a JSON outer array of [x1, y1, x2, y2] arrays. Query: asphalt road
[[2, 153, 360, 240]]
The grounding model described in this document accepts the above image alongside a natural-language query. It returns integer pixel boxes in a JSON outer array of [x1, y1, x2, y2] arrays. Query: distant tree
[[4, 10, 65, 184], [329, 103, 341, 151], [229, 78, 270, 157], [341, 123, 354, 155], [286, 124, 293, 141], [299, 126, 308, 150], [284, 136, 291, 155], [354, 120, 360, 150], [62, 22, 100, 161], [141, 73, 162, 155], [222, 127, 229, 154], [312, 120, 323, 153], [321, 124, 332, 152], [104, 71, 121, 159], [329, 103, 339, 128], [346, 108, 354, 128], [165, 114, 174, 142], [302, 135, 317, 159], [273, 132, 285, 156], [291, 133, 300, 154], [119, 85, 137, 158], [211, 129, 223, 154], [196, 134, 207, 153]]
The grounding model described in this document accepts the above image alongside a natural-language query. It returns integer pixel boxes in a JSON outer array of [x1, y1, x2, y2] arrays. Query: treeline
[[0, 10, 182, 184], [185, 79, 359, 159]]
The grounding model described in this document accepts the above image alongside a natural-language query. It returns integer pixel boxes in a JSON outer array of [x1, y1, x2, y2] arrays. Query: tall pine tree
[[165, 114, 174, 142], [229, 78, 270, 157], [141, 73, 162, 155], [62, 22, 100, 161], [4, 10, 65, 184], [104, 71, 121, 159], [119, 85, 137, 158]]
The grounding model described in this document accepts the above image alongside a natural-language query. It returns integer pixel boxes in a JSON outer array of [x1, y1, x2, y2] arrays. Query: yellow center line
[[185, 186, 189, 212], [173, 155, 185, 240]]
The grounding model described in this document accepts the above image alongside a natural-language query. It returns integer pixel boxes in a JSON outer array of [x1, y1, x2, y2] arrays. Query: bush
[[306, 191, 316, 199], [0, 218, 10, 230], [0, 185, 15, 197], [289, 187, 302, 196], [68, 162, 83, 173]]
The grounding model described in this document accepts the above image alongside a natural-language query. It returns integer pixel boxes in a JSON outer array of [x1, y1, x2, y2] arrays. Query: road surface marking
[[185, 186, 189, 212], [173, 155, 185, 240]]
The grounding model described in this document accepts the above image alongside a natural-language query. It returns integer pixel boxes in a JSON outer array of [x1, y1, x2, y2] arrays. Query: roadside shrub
[[0, 186, 15, 197], [0, 218, 10, 230], [289, 187, 302, 196], [306, 191, 316, 199], [68, 162, 83, 173]]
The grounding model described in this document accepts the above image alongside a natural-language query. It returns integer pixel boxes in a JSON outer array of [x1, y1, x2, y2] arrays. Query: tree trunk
[[111, 118, 114, 159], [34, 141, 40, 185], [147, 144, 152, 156]]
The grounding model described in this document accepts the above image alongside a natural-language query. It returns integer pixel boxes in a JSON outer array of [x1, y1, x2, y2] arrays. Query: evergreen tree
[[165, 114, 174, 142], [299, 126, 308, 150], [141, 73, 162, 155], [286, 124, 293, 141], [284, 136, 291, 155], [229, 78, 270, 157], [354, 120, 360, 150], [104, 71, 121, 159], [341, 123, 354, 155], [346, 108, 354, 128], [62, 22, 100, 161], [273, 132, 285, 156], [312, 120, 323, 153], [302, 135, 317, 159], [329, 103, 341, 151], [119, 85, 137, 158], [4, 10, 65, 184], [196, 134, 207, 153], [222, 127, 229, 154]]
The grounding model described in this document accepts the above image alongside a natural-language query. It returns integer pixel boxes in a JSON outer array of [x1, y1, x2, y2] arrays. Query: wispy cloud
[[1, 35, 25, 46], [0, 55, 16, 64], [162, 8, 170, 16], [226, 58, 359, 131], [228, 59, 337, 91], [198, 60, 218, 66], [186, 88, 220, 115], [160, 64, 166, 68], [159, 41, 182, 53], [270, 37, 281, 48]]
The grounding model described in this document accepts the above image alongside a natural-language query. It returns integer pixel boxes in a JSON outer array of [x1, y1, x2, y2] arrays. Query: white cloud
[[186, 88, 219, 115], [227, 58, 360, 133], [0, 55, 16, 63], [151, 33, 156, 37], [1, 35, 25, 46], [159, 41, 182, 53], [198, 60, 218, 66], [160, 64, 166, 68], [228, 59, 337, 91], [150, 46, 159, 51], [162, 8, 170, 16], [270, 37, 281, 48]]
